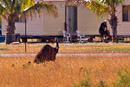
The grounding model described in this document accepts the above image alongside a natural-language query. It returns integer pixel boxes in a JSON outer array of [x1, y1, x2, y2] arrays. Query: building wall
[[42, 2, 107, 36], [14, 15, 44, 36], [42, 2, 65, 35], [1, 17, 7, 35], [116, 0, 130, 35], [78, 7, 106, 35], [1, 13, 44, 36], [25, 15, 44, 35]]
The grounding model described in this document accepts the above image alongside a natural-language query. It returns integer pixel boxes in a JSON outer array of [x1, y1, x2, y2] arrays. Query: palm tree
[[86, 0, 124, 42], [0, 0, 57, 44]]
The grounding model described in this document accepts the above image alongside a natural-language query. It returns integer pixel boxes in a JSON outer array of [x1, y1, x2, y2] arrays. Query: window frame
[[122, 5, 129, 22]]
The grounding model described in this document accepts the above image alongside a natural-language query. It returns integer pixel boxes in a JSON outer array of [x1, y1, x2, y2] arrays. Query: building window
[[122, 5, 129, 21]]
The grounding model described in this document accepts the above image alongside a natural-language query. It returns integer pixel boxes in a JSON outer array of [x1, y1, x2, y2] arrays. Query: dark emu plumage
[[34, 38, 59, 64]]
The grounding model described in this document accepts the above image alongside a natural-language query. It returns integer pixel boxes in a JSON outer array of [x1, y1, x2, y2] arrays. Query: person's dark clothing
[[99, 22, 112, 41], [99, 22, 107, 36]]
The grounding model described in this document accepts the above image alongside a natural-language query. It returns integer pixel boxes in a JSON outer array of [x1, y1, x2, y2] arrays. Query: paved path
[[0, 53, 130, 57]]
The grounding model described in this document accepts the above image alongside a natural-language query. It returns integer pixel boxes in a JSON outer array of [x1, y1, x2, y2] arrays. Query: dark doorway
[[65, 6, 77, 34]]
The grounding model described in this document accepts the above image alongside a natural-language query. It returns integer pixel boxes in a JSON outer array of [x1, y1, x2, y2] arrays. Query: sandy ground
[[0, 53, 130, 57]]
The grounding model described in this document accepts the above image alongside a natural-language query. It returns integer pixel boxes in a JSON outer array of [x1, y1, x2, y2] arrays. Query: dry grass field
[[0, 43, 130, 87]]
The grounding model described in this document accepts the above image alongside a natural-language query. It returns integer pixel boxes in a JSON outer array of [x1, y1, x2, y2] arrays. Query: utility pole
[[25, 17, 27, 52]]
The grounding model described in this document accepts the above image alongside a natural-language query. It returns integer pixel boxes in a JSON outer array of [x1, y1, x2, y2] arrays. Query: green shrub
[[113, 70, 130, 87], [96, 80, 109, 87], [73, 69, 130, 87], [73, 78, 91, 87]]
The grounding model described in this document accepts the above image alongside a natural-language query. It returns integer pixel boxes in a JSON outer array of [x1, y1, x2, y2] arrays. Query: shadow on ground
[[0, 48, 8, 51]]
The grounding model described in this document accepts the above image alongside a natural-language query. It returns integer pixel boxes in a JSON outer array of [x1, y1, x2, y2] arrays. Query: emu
[[34, 38, 59, 64]]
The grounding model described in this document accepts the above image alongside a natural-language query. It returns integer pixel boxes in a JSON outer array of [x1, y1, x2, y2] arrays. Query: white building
[[1, 0, 130, 42]]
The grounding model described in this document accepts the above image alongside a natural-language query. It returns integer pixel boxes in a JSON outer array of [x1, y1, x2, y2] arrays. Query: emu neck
[[56, 40, 59, 49]]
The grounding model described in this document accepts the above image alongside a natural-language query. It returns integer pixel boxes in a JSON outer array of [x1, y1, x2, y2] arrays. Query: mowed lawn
[[0, 43, 130, 87], [1, 42, 130, 53]]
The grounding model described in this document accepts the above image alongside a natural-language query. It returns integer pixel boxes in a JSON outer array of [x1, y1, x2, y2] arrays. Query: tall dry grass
[[0, 55, 130, 87], [0, 43, 130, 87]]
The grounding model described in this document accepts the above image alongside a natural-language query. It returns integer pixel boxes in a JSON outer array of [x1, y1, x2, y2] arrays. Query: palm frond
[[1, 0, 9, 8], [9, 0, 35, 21], [86, 1, 109, 16], [0, 3, 9, 20], [23, 1, 57, 18], [66, 0, 86, 6], [21, 0, 34, 12], [100, 0, 124, 7]]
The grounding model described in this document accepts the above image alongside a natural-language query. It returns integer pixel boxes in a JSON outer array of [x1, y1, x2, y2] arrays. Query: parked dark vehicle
[[0, 27, 5, 42]]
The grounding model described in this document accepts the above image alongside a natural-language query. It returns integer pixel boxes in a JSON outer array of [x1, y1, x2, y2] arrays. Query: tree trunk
[[6, 33, 15, 44], [109, 15, 118, 43], [6, 17, 16, 44]]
